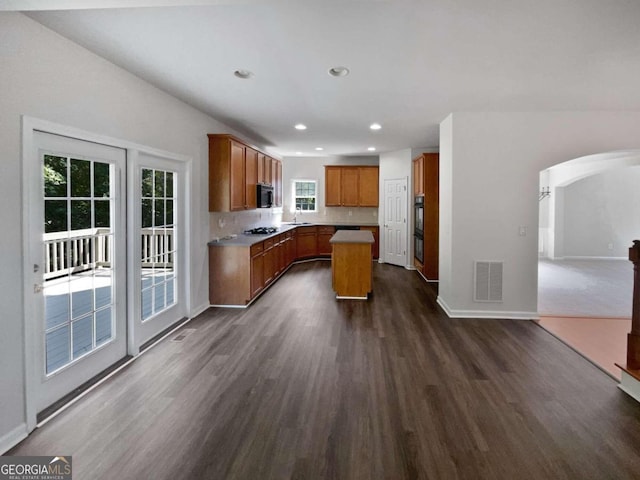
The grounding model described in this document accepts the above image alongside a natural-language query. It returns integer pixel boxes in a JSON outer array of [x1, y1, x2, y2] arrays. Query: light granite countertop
[[208, 222, 379, 247], [329, 230, 375, 244]]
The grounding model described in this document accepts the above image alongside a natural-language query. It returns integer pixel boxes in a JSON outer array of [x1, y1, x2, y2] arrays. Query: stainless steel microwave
[[257, 184, 274, 208]]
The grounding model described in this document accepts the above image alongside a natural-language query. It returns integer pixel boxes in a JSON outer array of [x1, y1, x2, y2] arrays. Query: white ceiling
[[9, 0, 640, 157]]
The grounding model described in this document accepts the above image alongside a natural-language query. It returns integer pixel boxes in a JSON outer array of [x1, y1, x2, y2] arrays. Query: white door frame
[[22, 116, 192, 431], [32, 130, 129, 413], [382, 177, 409, 268], [127, 151, 190, 350]]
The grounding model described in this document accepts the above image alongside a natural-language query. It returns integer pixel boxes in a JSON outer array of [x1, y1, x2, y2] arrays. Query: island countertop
[[329, 230, 375, 244]]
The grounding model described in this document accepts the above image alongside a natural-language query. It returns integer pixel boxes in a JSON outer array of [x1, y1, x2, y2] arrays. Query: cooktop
[[243, 227, 279, 235]]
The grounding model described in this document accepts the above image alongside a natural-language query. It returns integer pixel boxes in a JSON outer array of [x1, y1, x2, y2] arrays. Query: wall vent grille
[[474, 261, 503, 302]]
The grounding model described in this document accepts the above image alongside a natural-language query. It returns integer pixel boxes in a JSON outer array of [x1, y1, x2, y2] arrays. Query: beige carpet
[[538, 258, 633, 318]]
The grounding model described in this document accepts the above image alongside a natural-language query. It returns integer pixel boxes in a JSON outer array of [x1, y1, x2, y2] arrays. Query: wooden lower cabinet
[[263, 238, 276, 286], [286, 231, 296, 265], [317, 226, 336, 256], [209, 224, 381, 306], [209, 245, 252, 305], [275, 235, 285, 275], [296, 226, 318, 259], [250, 243, 264, 298], [359, 226, 379, 259]]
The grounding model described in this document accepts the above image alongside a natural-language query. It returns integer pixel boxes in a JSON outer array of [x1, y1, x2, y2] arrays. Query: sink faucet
[[293, 207, 302, 224]]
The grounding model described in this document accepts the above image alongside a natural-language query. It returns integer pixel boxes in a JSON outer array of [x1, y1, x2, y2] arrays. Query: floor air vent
[[172, 328, 196, 343], [474, 261, 503, 302]]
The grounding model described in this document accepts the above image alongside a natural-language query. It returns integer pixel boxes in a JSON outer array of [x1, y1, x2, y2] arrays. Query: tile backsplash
[[209, 207, 379, 239], [209, 209, 283, 239], [282, 207, 378, 225]]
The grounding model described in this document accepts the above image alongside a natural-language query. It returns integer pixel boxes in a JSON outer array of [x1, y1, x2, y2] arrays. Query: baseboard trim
[[556, 256, 627, 261], [618, 371, 640, 403], [416, 269, 438, 283], [191, 302, 210, 319], [0, 423, 28, 455], [437, 297, 537, 320]]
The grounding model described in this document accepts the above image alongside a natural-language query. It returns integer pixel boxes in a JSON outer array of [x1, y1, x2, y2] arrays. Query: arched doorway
[[537, 150, 640, 378]]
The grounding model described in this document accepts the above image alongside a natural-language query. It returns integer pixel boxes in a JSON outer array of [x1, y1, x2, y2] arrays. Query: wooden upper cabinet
[[208, 134, 282, 212], [229, 140, 246, 211], [271, 158, 277, 187], [413, 155, 424, 196], [358, 166, 379, 207], [324, 165, 378, 207], [264, 156, 272, 185], [275, 160, 282, 207], [245, 147, 258, 209], [341, 167, 359, 206], [257, 153, 265, 184], [325, 166, 342, 206]]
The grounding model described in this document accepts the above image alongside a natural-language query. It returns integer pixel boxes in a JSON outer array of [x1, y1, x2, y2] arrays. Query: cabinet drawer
[[297, 226, 317, 234], [318, 226, 335, 234], [250, 242, 264, 256], [264, 238, 275, 249]]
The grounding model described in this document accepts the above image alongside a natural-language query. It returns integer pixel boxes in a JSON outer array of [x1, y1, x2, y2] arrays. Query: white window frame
[[291, 179, 318, 213]]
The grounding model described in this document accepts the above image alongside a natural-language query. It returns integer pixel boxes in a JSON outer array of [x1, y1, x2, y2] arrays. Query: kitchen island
[[330, 230, 375, 299], [208, 223, 379, 307]]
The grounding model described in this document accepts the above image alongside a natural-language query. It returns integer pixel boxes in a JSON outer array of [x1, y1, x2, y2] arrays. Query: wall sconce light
[[539, 186, 551, 201]]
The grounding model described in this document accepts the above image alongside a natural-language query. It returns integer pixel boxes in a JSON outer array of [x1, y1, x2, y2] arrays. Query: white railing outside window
[[141, 228, 174, 268], [44, 228, 173, 280]]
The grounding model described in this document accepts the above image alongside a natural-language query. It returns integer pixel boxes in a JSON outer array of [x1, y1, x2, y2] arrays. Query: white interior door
[[130, 152, 189, 346], [30, 131, 127, 413], [384, 178, 408, 267]]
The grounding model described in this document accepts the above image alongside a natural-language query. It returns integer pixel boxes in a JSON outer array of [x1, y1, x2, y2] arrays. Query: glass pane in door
[[140, 168, 177, 321], [43, 155, 116, 374]]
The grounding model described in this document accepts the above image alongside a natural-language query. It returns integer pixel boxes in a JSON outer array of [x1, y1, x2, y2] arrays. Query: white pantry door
[[30, 131, 128, 413], [383, 178, 407, 267]]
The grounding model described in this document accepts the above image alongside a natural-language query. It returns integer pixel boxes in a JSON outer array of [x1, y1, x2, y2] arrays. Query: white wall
[[378, 149, 412, 266], [281, 155, 379, 224], [438, 116, 454, 303], [563, 168, 640, 257], [0, 12, 256, 452], [438, 112, 640, 319], [540, 151, 640, 259]]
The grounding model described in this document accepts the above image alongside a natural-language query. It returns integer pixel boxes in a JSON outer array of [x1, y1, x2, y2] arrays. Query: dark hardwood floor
[[10, 262, 640, 479]]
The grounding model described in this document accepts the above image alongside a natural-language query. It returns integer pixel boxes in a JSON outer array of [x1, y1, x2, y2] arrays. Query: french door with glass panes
[[132, 152, 188, 345], [29, 131, 188, 417], [32, 132, 127, 413]]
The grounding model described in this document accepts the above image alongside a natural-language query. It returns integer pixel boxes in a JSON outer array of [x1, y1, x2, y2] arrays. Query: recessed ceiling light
[[294, 124, 307, 130], [296, 151, 303, 155], [370, 123, 382, 130], [328, 66, 350, 77], [368, 147, 376, 151], [315, 147, 324, 151], [233, 69, 253, 79]]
